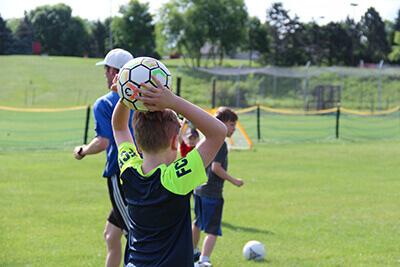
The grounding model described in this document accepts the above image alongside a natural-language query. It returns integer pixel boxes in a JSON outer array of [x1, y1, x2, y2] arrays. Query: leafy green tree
[[0, 15, 14, 54], [28, 4, 90, 56], [157, 0, 186, 53], [104, 17, 112, 52], [387, 9, 400, 49], [112, 0, 157, 58], [388, 9, 400, 63], [89, 20, 107, 58], [63, 16, 90, 56], [388, 31, 400, 62], [5, 18, 21, 33], [15, 11, 34, 41], [159, 0, 209, 66], [246, 17, 270, 66], [266, 2, 305, 66], [29, 4, 73, 55], [159, 0, 247, 67], [341, 17, 362, 66], [395, 9, 400, 31], [322, 22, 353, 65], [204, 0, 248, 65], [358, 7, 390, 62]]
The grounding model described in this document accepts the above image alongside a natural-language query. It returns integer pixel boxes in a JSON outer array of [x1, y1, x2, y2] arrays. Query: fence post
[[176, 77, 181, 97], [236, 63, 243, 108], [336, 103, 341, 139], [257, 104, 261, 141], [84, 104, 91, 144], [303, 61, 311, 112], [378, 59, 384, 111], [212, 77, 216, 109]]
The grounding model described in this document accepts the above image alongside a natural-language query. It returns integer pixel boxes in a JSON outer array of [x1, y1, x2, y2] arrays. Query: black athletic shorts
[[107, 173, 129, 235]]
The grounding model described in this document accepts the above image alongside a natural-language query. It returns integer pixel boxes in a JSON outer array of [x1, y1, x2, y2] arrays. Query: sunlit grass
[[1, 141, 400, 265]]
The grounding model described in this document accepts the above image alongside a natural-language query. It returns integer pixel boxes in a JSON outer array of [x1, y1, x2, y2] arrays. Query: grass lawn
[[1, 140, 400, 266], [1, 55, 399, 266]]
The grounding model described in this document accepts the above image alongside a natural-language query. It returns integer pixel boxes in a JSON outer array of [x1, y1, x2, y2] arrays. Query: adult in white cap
[[95, 48, 134, 69], [74, 48, 134, 267]]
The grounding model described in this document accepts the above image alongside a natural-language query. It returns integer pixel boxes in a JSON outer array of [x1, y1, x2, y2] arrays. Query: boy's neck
[[141, 149, 176, 175]]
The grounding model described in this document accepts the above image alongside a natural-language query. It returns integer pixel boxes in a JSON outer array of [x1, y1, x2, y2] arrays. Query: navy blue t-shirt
[[93, 91, 134, 178], [118, 142, 207, 266], [194, 141, 228, 199]]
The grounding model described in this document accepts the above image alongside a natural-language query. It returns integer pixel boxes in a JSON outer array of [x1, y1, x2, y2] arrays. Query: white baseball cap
[[95, 48, 134, 69]]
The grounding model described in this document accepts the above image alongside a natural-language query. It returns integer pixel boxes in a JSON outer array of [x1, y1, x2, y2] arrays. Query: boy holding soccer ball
[[111, 75, 227, 266], [192, 107, 244, 267]]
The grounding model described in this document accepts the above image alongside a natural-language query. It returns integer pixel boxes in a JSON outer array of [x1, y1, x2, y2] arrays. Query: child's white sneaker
[[195, 262, 212, 267]]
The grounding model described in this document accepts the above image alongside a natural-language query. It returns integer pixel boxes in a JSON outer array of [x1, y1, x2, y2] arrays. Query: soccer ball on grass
[[243, 240, 265, 261], [117, 57, 172, 112]]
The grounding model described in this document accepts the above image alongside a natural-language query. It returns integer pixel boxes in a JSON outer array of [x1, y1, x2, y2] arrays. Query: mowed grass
[[1, 141, 400, 266], [1, 55, 400, 265]]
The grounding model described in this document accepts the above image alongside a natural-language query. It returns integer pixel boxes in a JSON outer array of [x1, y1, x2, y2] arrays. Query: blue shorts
[[193, 195, 224, 236]]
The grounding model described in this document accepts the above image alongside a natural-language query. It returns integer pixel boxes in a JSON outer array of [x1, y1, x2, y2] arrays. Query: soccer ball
[[243, 240, 265, 261], [117, 57, 172, 111]]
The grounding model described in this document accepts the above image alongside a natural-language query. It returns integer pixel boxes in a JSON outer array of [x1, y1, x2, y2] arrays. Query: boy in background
[[111, 75, 227, 266], [192, 107, 244, 267], [178, 119, 200, 157]]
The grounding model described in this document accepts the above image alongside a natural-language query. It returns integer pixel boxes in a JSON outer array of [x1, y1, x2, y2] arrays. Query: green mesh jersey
[[118, 142, 207, 265], [118, 142, 207, 195]]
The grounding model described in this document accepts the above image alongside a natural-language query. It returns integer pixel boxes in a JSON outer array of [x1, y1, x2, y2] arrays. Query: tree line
[[1, 0, 400, 67]]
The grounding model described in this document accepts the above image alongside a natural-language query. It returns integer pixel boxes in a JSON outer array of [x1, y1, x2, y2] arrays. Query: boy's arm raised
[[112, 100, 134, 148], [136, 76, 227, 167]]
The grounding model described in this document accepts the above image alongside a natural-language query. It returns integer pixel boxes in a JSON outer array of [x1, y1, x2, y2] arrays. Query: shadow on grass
[[221, 221, 274, 235], [248, 259, 271, 264]]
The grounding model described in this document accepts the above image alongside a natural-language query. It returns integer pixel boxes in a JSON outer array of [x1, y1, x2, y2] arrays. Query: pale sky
[[0, 0, 399, 25]]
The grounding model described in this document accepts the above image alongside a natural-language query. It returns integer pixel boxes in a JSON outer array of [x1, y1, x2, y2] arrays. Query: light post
[[350, 3, 358, 20], [350, 3, 358, 65], [314, 16, 324, 66], [109, 0, 113, 49]]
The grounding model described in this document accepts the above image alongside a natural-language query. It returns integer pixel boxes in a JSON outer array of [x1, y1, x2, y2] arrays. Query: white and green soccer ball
[[117, 57, 172, 112], [243, 240, 266, 261]]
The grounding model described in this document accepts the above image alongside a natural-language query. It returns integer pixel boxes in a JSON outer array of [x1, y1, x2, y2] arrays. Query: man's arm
[[73, 136, 109, 160], [211, 162, 244, 187]]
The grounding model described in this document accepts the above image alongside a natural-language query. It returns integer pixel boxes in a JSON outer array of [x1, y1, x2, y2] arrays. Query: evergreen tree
[[15, 11, 34, 54], [0, 15, 14, 55], [89, 20, 107, 58], [358, 7, 390, 62]]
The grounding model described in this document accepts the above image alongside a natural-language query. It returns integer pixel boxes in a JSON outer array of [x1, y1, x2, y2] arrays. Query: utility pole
[[350, 3, 358, 66], [314, 16, 324, 66], [109, 0, 113, 50]]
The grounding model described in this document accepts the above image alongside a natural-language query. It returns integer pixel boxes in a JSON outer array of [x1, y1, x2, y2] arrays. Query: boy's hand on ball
[[136, 75, 176, 111]]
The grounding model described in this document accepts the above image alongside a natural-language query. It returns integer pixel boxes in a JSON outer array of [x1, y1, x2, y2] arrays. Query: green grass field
[[1, 141, 400, 266], [1, 55, 400, 266]]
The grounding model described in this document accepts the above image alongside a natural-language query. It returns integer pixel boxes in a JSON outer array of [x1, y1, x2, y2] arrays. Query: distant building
[[200, 43, 260, 61]]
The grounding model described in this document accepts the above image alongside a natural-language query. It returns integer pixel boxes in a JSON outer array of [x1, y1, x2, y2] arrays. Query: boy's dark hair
[[215, 107, 238, 122], [133, 110, 181, 153]]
